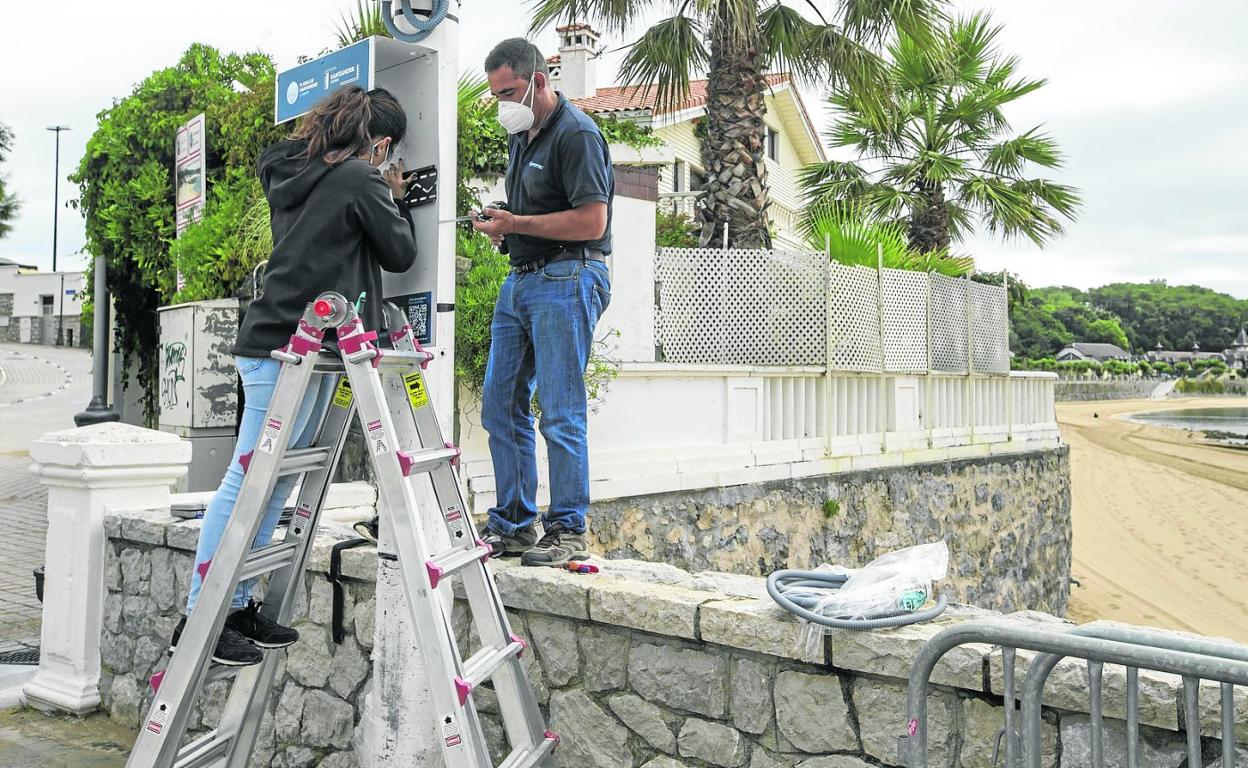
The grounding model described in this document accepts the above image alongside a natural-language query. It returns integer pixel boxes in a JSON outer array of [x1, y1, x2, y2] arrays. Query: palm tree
[[0, 123, 20, 241], [801, 11, 1080, 253], [529, 0, 942, 249]]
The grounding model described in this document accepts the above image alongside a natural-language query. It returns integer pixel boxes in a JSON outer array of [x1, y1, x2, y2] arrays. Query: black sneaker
[[353, 516, 379, 544], [226, 601, 299, 649], [169, 616, 263, 667], [520, 524, 588, 567], [479, 522, 539, 558]]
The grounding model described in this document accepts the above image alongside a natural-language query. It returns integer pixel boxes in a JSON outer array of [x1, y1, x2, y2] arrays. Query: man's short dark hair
[[485, 38, 549, 81]]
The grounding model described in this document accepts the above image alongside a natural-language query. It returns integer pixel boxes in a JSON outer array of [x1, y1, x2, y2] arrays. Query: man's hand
[[470, 206, 518, 239], [382, 159, 408, 201]]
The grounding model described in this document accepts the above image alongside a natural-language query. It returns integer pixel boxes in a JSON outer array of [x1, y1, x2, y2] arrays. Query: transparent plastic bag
[[796, 541, 949, 652]]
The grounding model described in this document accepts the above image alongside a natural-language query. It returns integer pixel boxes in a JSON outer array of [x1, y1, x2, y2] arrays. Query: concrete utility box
[[158, 299, 239, 492]]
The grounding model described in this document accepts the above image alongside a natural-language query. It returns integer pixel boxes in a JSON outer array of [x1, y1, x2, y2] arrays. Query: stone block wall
[[1055, 380, 1159, 401], [103, 506, 1239, 768], [102, 511, 375, 768], [588, 448, 1072, 616]]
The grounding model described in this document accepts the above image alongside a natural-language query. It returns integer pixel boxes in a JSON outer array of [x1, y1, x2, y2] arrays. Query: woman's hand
[[382, 159, 408, 201]]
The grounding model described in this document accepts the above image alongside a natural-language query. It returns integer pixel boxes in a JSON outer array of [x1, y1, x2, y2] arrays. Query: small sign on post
[[174, 112, 207, 292], [275, 39, 374, 124]]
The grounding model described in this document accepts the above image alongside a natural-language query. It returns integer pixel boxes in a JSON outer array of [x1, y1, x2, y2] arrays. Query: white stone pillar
[[23, 422, 190, 715]]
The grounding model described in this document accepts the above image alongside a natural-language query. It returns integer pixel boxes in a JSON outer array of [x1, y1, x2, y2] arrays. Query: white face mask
[[497, 74, 537, 134]]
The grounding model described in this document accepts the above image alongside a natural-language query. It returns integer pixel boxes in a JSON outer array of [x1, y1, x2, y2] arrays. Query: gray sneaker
[[520, 524, 588, 567], [479, 522, 538, 557]]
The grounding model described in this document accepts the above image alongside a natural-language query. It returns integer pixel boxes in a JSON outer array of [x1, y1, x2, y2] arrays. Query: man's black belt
[[514, 248, 606, 274]]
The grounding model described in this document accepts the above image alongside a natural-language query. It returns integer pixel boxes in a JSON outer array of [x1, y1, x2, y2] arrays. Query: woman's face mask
[[368, 137, 394, 168]]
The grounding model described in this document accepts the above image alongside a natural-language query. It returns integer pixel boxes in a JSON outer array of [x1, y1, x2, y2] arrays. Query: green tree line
[[1012, 280, 1248, 360]]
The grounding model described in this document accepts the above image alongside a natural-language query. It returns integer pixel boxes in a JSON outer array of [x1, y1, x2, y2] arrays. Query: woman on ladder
[[174, 85, 417, 666]]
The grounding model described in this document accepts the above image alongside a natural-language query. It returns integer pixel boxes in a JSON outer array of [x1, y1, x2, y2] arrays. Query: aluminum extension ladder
[[126, 292, 558, 768]]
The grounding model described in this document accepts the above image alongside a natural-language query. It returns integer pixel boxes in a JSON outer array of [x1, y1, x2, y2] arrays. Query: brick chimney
[[551, 23, 600, 99]]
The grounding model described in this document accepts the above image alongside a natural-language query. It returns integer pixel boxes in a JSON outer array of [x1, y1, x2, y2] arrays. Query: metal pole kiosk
[[47, 125, 70, 346], [74, 253, 120, 426]]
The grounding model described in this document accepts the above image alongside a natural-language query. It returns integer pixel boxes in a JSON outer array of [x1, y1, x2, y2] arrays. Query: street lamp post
[[47, 125, 71, 346]]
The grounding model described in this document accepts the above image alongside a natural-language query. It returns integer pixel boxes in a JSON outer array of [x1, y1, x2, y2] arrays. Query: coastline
[[1058, 396, 1248, 642]]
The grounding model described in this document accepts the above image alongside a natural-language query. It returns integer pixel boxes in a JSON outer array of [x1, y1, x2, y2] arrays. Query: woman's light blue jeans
[[185, 356, 334, 614]]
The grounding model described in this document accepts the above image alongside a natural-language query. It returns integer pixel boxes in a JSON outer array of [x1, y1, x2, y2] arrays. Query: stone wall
[[587, 448, 1072, 616], [102, 502, 1239, 768], [1055, 380, 1159, 401], [102, 511, 375, 768]]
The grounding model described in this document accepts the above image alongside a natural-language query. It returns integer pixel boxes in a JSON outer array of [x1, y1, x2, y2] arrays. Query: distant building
[[1147, 340, 1227, 366], [1055, 342, 1130, 363], [0, 256, 87, 347], [1225, 327, 1248, 370]]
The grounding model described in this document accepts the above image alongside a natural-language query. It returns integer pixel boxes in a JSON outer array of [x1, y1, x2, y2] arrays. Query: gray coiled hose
[[381, 0, 450, 43], [766, 568, 948, 630]]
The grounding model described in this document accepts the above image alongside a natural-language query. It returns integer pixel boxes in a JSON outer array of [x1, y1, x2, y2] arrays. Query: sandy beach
[[1059, 396, 1248, 642]]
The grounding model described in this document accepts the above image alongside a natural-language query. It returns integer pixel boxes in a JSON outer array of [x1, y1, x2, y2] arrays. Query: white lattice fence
[[654, 248, 1009, 372], [930, 273, 969, 373], [881, 268, 929, 373], [826, 262, 881, 372], [970, 281, 1009, 373], [655, 248, 825, 365]]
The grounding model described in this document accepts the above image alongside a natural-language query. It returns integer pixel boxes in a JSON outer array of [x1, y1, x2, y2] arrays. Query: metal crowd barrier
[[900, 621, 1248, 768]]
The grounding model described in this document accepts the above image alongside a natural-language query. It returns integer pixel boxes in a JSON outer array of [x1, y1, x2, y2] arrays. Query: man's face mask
[[497, 52, 540, 134]]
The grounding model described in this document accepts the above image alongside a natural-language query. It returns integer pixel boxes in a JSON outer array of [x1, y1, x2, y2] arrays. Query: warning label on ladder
[[332, 377, 353, 408], [444, 505, 469, 541], [403, 371, 430, 410], [292, 501, 313, 537], [366, 419, 389, 455], [258, 417, 283, 454], [441, 712, 462, 747], [146, 701, 170, 734]]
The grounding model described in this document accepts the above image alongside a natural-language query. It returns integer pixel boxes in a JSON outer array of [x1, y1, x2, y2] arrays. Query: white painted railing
[[459, 366, 1060, 515]]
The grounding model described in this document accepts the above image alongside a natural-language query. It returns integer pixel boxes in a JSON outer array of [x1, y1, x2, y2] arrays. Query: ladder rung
[[396, 446, 461, 477], [239, 541, 300, 581], [496, 732, 559, 768], [456, 638, 527, 702], [174, 727, 231, 768], [375, 349, 434, 369], [279, 447, 334, 475], [425, 544, 491, 590]]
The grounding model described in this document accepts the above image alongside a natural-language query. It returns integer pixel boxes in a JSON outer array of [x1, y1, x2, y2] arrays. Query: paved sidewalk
[[0, 707, 134, 766], [0, 343, 94, 653]]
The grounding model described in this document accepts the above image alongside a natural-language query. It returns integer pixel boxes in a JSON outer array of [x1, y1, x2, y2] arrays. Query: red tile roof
[[570, 73, 791, 116]]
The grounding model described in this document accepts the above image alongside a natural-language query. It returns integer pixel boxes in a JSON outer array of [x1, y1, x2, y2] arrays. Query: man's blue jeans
[[186, 356, 334, 614], [481, 258, 610, 535]]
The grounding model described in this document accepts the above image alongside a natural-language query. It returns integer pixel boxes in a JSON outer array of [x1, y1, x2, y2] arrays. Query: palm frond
[[984, 128, 1061, 174], [334, 0, 388, 46], [838, 0, 946, 49], [804, 202, 972, 276], [759, 4, 817, 82], [616, 14, 707, 115], [527, 0, 650, 35]]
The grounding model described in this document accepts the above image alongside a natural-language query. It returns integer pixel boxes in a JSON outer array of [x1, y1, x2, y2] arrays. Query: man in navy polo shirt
[[471, 37, 613, 566]]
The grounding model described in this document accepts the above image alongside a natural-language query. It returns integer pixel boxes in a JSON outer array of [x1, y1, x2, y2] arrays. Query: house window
[[40, 295, 54, 315], [672, 160, 684, 192], [689, 168, 708, 191], [766, 128, 779, 162]]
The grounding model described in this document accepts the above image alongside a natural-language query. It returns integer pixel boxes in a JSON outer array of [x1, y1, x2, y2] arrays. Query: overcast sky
[[1, 1, 1245, 296]]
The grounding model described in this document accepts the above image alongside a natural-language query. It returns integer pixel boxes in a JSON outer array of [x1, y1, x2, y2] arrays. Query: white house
[[0, 256, 87, 347], [546, 23, 827, 250]]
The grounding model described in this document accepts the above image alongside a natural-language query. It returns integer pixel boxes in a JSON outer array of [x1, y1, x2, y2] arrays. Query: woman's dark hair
[[291, 86, 407, 166]]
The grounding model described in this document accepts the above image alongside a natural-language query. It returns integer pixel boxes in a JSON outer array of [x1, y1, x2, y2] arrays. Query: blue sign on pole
[[275, 38, 374, 124]]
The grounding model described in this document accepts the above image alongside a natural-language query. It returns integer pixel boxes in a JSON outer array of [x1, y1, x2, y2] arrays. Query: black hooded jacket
[[232, 139, 417, 358]]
